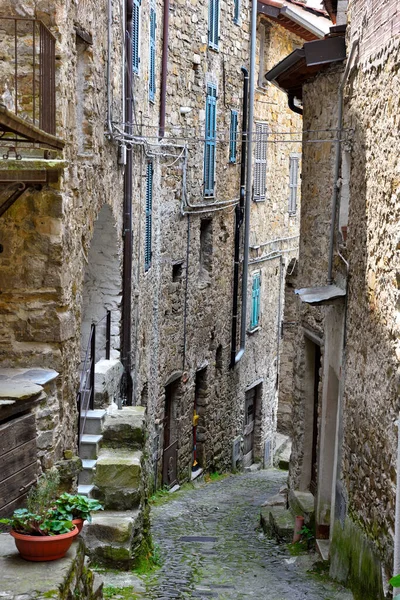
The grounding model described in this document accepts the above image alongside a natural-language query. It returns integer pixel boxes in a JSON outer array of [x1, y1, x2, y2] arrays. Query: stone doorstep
[[260, 506, 294, 543], [101, 406, 145, 448], [288, 490, 315, 527]]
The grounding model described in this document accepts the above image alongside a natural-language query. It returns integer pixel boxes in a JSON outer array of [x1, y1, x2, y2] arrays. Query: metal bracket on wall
[[0, 182, 42, 219]]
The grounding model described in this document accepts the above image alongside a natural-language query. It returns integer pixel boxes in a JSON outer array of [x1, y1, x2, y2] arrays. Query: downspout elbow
[[288, 94, 303, 116]]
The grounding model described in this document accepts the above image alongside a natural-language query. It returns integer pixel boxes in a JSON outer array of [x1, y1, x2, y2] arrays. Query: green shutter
[[132, 0, 140, 74], [145, 162, 153, 271], [204, 84, 217, 196], [251, 273, 261, 329], [208, 0, 219, 49], [234, 0, 240, 23], [229, 110, 238, 163], [289, 154, 299, 214], [149, 4, 156, 101], [254, 122, 268, 201]]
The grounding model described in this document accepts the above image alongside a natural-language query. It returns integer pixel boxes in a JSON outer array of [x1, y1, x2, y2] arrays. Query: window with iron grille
[[288, 153, 300, 215], [145, 161, 153, 271], [204, 84, 217, 196], [250, 272, 261, 329], [149, 1, 156, 101], [132, 0, 141, 74], [234, 0, 240, 23], [208, 0, 220, 49], [253, 122, 268, 201], [229, 110, 238, 163]]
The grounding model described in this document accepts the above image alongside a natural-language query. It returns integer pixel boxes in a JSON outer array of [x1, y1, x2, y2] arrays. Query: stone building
[[127, 0, 330, 489], [266, 1, 400, 598]]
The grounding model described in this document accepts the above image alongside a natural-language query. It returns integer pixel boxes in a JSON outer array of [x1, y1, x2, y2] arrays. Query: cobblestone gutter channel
[[103, 470, 354, 599]]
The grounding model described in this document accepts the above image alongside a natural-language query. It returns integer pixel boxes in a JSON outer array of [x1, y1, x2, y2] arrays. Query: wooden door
[[243, 388, 256, 468]]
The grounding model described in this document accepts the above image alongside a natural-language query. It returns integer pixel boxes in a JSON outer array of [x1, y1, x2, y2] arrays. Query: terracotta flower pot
[[72, 518, 84, 533], [10, 526, 79, 562]]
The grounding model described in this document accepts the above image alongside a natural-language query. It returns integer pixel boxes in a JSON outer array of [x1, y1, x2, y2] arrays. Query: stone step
[[80, 434, 103, 460], [101, 406, 145, 450], [81, 510, 139, 570], [273, 434, 292, 470], [81, 409, 107, 435], [78, 484, 94, 497], [260, 506, 294, 543], [288, 490, 315, 528], [316, 538, 330, 562], [93, 449, 142, 510], [79, 459, 97, 485]]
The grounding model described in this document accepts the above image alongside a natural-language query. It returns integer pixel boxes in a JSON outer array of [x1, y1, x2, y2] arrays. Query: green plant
[[0, 470, 74, 536], [389, 574, 400, 600], [52, 493, 103, 523]]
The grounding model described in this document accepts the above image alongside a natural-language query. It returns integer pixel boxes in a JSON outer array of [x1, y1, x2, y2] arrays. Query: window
[[208, 0, 219, 49], [250, 272, 261, 329], [132, 0, 141, 74], [229, 110, 238, 163], [204, 84, 217, 196], [234, 0, 240, 24], [149, 1, 156, 101], [254, 122, 268, 201], [145, 161, 153, 271], [200, 218, 213, 278], [289, 153, 300, 214]]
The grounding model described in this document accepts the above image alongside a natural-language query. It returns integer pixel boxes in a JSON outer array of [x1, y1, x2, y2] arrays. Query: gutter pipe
[[327, 40, 358, 284], [235, 0, 257, 365], [230, 67, 248, 368], [288, 94, 303, 116], [106, 0, 113, 136], [121, 0, 134, 405], [159, 0, 169, 138]]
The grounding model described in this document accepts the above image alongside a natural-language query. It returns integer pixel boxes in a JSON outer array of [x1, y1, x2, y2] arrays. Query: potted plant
[[52, 493, 103, 532], [0, 470, 78, 562]]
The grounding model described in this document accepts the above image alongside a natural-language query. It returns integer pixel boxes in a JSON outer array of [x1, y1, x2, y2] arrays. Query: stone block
[[101, 406, 145, 449], [95, 449, 141, 489], [260, 506, 294, 542], [289, 490, 315, 527]]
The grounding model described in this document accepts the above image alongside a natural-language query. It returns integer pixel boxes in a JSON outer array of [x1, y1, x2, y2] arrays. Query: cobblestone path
[[103, 469, 353, 599]]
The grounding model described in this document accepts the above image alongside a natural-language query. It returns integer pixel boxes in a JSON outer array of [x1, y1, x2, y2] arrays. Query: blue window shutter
[[254, 122, 268, 201], [132, 0, 140, 74], [251, 273, 261, 329], [204, 84, 217, 196], [208, 0, 219, 49], [149, 4, 156, 101], [145, 162, 153, 271], [288, 154, 300, 214], [229, 110, 238, 163], [234, 0, 240, 23]]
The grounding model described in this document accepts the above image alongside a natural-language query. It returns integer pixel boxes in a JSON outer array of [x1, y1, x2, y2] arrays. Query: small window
[[200, 218, 213, 278], [204, 84, 217, 197], [289, 154, 300, 215], [208, 0, 219, 49], [254, 122, 268, 201], [145, 162, 153, 271], [229, 110, 238, 163], [250, 272, 261, 330], [172, 262, 183, 282], [234, 0, 240, 24], [149, 1, 156, 101], [132, 0, 141, 74]]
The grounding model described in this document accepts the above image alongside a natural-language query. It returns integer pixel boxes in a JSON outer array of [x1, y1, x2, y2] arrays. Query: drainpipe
[[235, 0, 257, 365], [106, 0, 113, 137], [394, 416, 400, 595], [121, 0, 133, 405], [159, 0, 169, 138], [288, 94, 303, 116], [327, 40, 358, 284], [230, 67, 248, 369]]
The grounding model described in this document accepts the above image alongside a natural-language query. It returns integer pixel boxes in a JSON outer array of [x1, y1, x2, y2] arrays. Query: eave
[[257, 0, 332, 41]]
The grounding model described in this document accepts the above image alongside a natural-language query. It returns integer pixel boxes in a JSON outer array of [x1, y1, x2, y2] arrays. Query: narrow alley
[[103, 470, 353, 599]]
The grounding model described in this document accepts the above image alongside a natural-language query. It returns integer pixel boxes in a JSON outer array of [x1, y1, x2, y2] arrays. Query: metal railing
[[77, 310, 112, 447], [0, 17, 56, 135]]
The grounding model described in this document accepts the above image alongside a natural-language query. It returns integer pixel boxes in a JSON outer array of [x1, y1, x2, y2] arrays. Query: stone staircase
[[78, 406, 146, 569]]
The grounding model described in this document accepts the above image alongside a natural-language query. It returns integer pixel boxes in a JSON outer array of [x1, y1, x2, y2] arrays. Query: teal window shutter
[[229, 110, 238, 163], [234, 0, 240, 23], [149, 3, 156, 101], [254, 122, 268, 201], [145, 162, 153, 271], [250, 273, 261, 329], [208, 0, 219, 49], [204, 84, 217, 196], [132, 0, 140, 74]]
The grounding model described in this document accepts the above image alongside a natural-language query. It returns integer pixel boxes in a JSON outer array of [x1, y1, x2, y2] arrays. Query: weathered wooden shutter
[[204, 84, 217, 196], [149, 2, 156, 101], [145, 162, 153, 271], [132, 0, 141, 74], [254, 122, 268, 201], [208, 0, 219, 49], [229, 110, 238, 163], [288, 154, 299, 214], [250, 272, 261, 329]]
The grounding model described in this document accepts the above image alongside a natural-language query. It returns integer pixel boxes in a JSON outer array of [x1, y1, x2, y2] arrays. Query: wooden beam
[[0, 105, 64, 150]]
